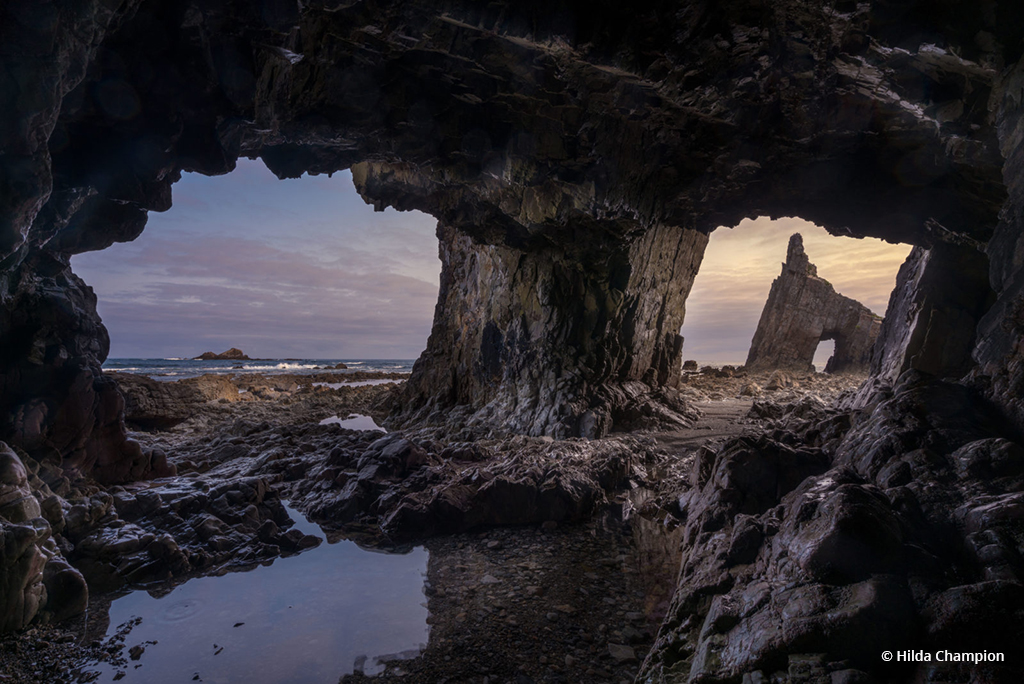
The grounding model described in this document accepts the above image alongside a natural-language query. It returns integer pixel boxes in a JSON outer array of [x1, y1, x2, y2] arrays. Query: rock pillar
[[870, 243, 993, 384], [398, 221, 708, 438], [745, 234, 882, 373]]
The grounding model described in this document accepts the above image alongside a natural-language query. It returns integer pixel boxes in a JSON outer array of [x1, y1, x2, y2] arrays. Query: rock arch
[[745, 233, 882, 374], [1, 0, 1021, 477]]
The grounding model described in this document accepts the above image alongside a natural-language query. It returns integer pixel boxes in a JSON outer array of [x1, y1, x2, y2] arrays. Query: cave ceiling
[[4, 0, 1021, 265]]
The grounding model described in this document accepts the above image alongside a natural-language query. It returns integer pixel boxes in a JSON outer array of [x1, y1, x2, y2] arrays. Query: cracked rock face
[[745, 234, 882, 374], [0, 443, 87, 633], [640, 372, 1024, 683]]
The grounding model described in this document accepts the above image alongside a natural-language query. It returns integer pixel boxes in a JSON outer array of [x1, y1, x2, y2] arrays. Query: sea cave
[[2, 1, 1024, 682]]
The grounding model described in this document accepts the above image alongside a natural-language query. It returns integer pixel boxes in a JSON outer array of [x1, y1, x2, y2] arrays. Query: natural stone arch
[[1, 0, 1022, 480], [745, 234, 882, 374]]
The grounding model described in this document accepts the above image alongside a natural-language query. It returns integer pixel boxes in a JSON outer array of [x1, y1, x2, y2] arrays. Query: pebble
[[607, 643, 637, 663]]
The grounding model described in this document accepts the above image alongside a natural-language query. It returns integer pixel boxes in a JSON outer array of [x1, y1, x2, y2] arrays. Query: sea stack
[[194, 348, 251, 361], [745, 234, 882, 373]]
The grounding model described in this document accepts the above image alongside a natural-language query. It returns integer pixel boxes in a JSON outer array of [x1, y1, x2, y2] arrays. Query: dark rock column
[[398, 221, 708, 438], [973, 58, 1024, 431], [0, 251, 171, 483], [868, 242, 994, 385]]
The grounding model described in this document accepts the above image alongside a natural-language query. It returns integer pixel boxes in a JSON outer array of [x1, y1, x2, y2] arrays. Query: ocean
[[103, 358, 417, 381]]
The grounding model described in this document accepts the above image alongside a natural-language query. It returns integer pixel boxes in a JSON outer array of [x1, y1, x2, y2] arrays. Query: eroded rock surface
[[3, 5, 1024, 680], [746, 234, 882, 374], [638, 371, 1024, 683], [0, 443, 87, 632]]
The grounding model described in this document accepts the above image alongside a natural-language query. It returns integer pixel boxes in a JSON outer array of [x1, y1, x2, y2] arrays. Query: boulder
[[0, 443, 88, 630]]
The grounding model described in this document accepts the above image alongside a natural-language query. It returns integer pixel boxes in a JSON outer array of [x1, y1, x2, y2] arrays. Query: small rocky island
[[193, 347, 251, 361]]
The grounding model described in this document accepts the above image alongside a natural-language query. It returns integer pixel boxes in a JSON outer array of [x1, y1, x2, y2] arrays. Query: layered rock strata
[[3, 0, 1024, 655], [396, 220, 707, 437], [869, 242, 994, 385], [746, 234, 882, 374]]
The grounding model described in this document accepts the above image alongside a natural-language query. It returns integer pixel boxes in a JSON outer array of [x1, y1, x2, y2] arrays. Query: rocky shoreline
[[3, 363, 1023, 683], [1, 366, 887, 683]]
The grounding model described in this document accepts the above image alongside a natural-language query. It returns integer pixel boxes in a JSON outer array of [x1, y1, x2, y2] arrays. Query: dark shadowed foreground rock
[[0, 443, 87, 632], [640, 372, 1024, 683], [864, 243, 994, 394], [746, 234, 882, 374], [112, 372, 243, 430], [183, 417, 655, 544], [0, 434, 320, 628]]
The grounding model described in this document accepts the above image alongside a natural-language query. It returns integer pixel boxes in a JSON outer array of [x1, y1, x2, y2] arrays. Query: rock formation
[[3, 0, 1024, 657], [746, 234, 882, 373], [639, 371, 1024, 684], [111, 372, 240, 430], [0, 443, 88, 632], [194, 348, 250, 361], [3, 0, 1017, 456]]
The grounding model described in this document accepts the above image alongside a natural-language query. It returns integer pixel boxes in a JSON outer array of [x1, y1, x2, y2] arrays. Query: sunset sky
[[71, 158, 912, 362], [682, 217, 913, 365]]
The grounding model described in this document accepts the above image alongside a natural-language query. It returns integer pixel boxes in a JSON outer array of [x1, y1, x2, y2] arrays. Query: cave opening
[[812, 338, 836, 372], [68, 158, 441, 364], [681, 216, 912, 370]]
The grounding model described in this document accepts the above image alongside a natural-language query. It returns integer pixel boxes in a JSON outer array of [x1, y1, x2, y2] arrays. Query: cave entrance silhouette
[[69, 159, 442, 361], [682, 216, 911, 369]]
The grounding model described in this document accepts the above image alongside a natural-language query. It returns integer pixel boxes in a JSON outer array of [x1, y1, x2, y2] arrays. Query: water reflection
[[318, 414, 386, 431], [77, 507, 428, 683]]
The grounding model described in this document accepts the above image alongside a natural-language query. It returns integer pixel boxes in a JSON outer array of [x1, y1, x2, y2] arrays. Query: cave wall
[[867, 242, 994, 387], [0, 0, 1021, 465], [973, 57, 1024, 431]]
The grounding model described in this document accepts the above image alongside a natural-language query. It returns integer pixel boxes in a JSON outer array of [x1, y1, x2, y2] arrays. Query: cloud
[[73, 233, 441, 358]]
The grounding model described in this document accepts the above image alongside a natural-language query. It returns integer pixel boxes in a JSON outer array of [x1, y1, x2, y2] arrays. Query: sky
[[71, 159, 441, 359], [71, 158, 912, 363]]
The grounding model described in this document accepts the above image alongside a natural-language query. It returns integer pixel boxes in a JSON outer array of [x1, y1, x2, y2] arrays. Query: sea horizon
[[102, 357, 419, 380]]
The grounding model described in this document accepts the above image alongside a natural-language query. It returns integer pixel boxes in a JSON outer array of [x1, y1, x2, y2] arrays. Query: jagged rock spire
[[746, 234, 880, 373]]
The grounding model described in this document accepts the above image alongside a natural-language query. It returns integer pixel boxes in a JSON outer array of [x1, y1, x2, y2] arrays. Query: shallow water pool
[[76, 507, 428, 683], [318, 414, 386, 431]]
